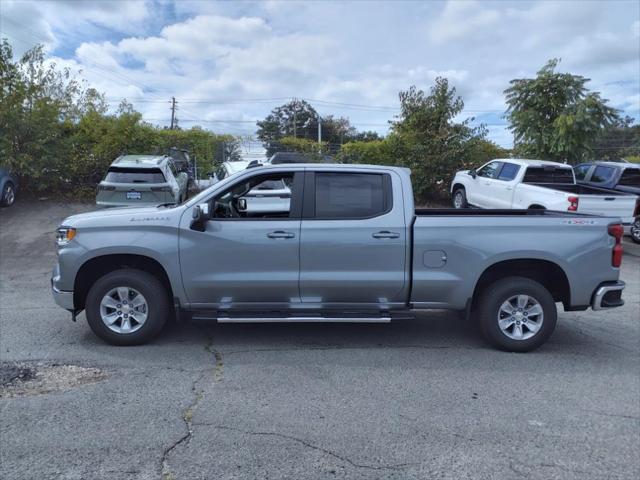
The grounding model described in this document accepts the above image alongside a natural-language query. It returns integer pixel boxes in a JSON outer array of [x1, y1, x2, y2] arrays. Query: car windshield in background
[[104, 167, 166, 183], [619, 169, 640, 187], [522, 167, 574, 184]]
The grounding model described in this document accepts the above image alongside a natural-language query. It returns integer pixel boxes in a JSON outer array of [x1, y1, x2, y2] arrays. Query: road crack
[[196, 424, 413, 471], [160, 337, 223, 479]]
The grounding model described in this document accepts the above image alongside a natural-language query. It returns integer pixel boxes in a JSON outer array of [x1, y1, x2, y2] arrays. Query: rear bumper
[[591, 281, 625, 311], [96, 201, 170, 208]]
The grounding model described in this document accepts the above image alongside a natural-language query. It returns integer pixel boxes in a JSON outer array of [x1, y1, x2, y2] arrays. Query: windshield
[[104, 167, 166, 184]]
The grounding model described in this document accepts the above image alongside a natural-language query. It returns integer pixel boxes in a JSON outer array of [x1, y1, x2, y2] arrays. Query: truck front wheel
[[452, 188, 468, 209], [85, 269, 170, 345], [477, 276, 557, 352]]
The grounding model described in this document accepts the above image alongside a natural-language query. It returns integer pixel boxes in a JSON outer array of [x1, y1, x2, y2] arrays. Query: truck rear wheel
[[477, 276, 557, 352], [85, 269, 169, 345], [631, 218, 640, 244]]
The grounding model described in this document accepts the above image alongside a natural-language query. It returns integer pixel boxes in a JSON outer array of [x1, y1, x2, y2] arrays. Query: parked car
[[52, 164, 625, 352], [574, 161, 640, 243], [451, 159, 638, 230], [96, 155, 189, 208], [267, 152, 335, 164], [167, 147, 195, 188], [0, 166, 18, 207]]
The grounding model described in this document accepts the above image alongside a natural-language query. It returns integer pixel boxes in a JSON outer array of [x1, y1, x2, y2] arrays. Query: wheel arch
[[472, 258, 571, 309], [451, 183, 466, 195], [528, 204, 546, 209], [74, 254, 174, 311]]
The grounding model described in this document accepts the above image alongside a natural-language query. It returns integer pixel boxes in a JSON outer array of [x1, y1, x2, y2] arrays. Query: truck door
[[299, 170, 407, 307], [490, 162, 520, 208], [470, 161, 503, 207], [179, 170, 303, 308]]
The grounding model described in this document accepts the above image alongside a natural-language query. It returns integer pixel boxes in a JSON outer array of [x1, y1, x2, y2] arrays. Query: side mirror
[[237, 198, 247, 212], [469, 169, 477, 179], [190, 203, 210, 231]]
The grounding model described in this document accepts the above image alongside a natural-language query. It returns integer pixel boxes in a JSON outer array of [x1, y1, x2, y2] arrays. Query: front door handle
[[267, 231, 295, 239], [372, 231, 400, 239]]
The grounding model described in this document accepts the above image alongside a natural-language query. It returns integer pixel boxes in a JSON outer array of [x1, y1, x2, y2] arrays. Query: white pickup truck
[[451, 159, 638, 227]]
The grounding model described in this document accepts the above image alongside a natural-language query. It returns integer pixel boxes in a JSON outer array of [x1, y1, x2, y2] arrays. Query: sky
[[1, 0, 639, 154]]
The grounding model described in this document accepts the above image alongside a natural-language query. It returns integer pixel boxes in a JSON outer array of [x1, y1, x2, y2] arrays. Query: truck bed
[[415, 208, 576, 217], [529, 183, 630, 196]]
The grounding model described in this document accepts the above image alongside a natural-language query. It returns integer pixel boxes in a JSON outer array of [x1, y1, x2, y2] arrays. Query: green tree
[[256, 99, 319, 156], [505, 59, 619, 164], [592, 115, 640, 160], [390, 80, 486, 200]]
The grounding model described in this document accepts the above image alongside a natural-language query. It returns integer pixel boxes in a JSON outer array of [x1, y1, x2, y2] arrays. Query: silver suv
[[96, 155, 189, 208]]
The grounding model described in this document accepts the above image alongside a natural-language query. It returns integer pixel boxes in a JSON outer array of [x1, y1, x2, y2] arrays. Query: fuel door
[[423, 250, 447, 268]]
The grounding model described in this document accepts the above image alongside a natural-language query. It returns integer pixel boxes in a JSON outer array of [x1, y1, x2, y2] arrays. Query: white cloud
[[1, 0, 638, 147]]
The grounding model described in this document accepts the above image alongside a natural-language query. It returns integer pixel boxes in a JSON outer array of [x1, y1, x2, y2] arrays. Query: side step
[[191, 311, 413, 323], [217, 316, 391, 323]]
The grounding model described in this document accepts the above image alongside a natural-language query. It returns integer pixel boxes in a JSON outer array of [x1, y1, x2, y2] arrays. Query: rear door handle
[[267, 231, 295, 239], [372, 231, 400, 239]]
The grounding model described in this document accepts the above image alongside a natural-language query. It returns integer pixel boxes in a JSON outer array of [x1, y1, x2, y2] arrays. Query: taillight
[[608, 223, 623, 268], [97, 185, 115, 191], [151, 186, 172, 192], [568, 196, 579, 211]]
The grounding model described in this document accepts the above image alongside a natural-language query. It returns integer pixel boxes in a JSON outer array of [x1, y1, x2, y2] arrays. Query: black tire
[[1, 182, 16, 207], [452, 187, 468, 209], [477, 276, 557, 352], [85, 269, 170, 346], [631, 218, 640, 244]]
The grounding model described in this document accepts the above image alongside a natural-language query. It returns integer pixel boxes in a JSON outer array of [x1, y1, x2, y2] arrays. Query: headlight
[[56, 227, 77, 247]]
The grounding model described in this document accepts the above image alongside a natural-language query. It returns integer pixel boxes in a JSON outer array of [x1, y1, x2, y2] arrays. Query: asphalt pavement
[[1, 200, 638, 480]]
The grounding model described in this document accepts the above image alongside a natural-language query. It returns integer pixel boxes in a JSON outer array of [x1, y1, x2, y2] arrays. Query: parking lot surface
[[1, 200, 639, 480]]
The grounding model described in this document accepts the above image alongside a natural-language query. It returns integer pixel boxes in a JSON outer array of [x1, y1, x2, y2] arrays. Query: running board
[[216, 316, 391, 323]]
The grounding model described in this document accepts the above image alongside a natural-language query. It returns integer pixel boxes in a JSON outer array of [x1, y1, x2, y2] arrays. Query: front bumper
[[51, 265, 74, 310], [591, 281, 625, 311]]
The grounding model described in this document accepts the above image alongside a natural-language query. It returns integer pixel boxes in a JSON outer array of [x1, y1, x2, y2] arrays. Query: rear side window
[[619, 169, 640, 187], [477, 161, 503, 178], [573, 164, 591, 181], [497, 163, 520, 181], [104, 167, 166, 183], [314, 173, 389, 219], [591, 166, 615, 183], [522, 167, 574, 184]]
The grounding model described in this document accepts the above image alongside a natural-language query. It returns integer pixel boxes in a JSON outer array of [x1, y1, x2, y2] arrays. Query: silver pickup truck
[[52, 164, 626, 352]]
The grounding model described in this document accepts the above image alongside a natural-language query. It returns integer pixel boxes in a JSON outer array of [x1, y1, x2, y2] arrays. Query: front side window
[[591, 166, 615, 183], [477, 162, 503, 179], [497, 163, 520, 181], [573, 164, 591, 181], [104, 167, 166, 184], [314, 173, 388, 219], [211, 172, 294, 219]]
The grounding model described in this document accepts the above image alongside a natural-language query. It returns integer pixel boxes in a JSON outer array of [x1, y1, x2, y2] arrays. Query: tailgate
[[577, 194, 636, 222]]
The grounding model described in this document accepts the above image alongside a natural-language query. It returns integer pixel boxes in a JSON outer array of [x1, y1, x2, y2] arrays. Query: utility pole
[[170, 97, 177, 130], [293, 110, 297, 138], [317, 114, 322, 153]]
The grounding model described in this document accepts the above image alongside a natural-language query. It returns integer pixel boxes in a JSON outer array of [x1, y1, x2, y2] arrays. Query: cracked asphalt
[[1, 200, 639, 480]]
